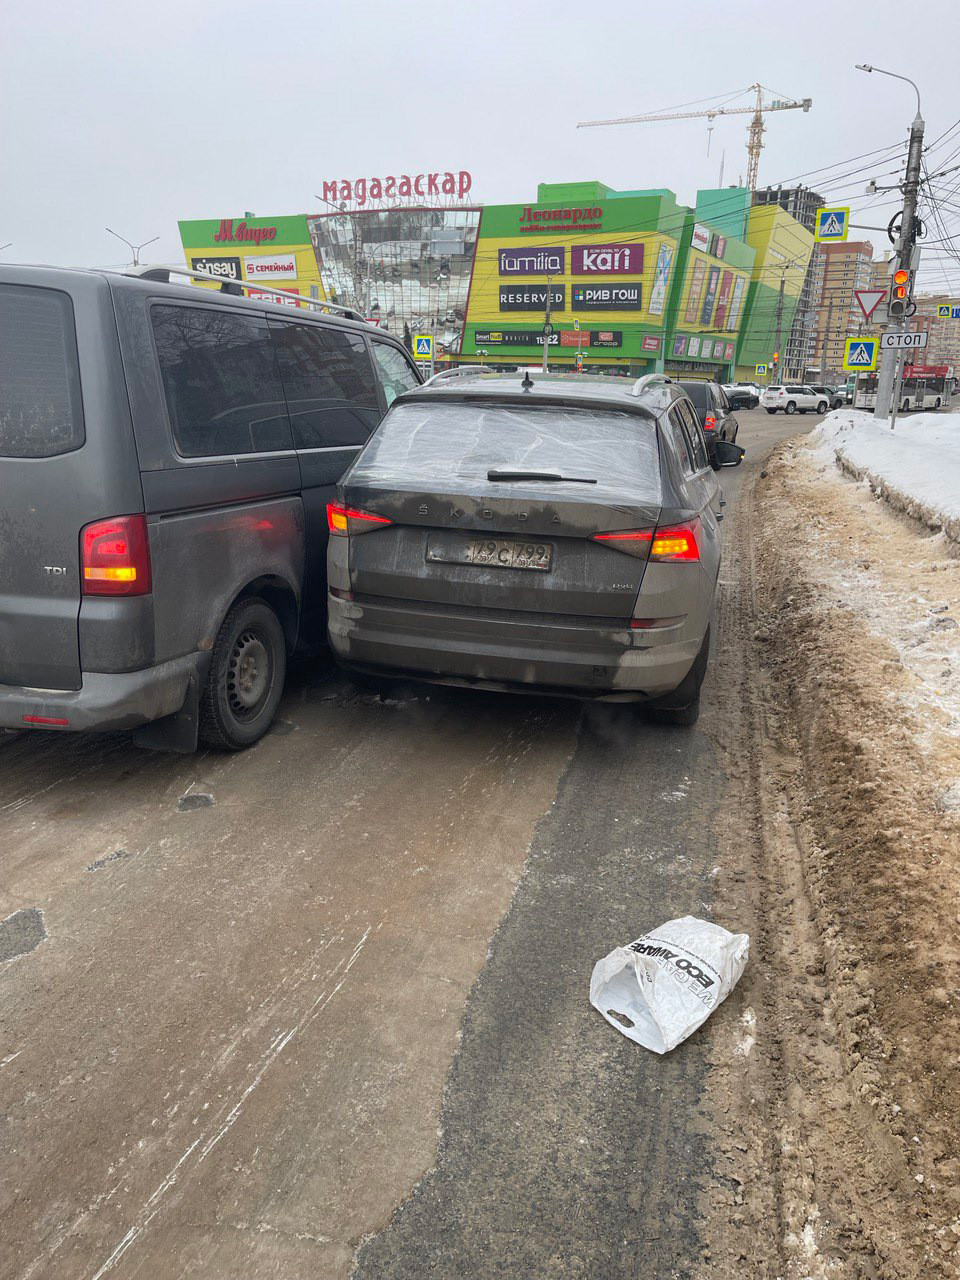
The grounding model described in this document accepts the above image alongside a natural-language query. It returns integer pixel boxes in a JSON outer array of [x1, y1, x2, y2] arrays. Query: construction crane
[[578, 84, 812, 191]]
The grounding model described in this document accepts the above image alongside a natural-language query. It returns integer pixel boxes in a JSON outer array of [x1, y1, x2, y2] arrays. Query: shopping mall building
[[179, 178, 813, 382]]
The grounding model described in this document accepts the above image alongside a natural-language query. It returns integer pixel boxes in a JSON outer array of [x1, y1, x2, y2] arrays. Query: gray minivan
[[0, 265, 422, 750]]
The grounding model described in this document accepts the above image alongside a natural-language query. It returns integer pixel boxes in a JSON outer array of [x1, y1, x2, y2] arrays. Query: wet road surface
[[0, 407, 804, 1279]]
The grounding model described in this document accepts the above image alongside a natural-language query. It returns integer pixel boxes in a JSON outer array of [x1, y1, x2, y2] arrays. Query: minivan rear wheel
[[199, 596, 287, 750]]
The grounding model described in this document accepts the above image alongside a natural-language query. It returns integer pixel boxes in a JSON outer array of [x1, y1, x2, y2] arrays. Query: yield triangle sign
[[854, 288, 886, 321], [848, 342, 873, 366]]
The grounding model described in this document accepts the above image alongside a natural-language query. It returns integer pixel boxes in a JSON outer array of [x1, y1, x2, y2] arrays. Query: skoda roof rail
[[629, 373, 673, 398], [123, 264, 365, 321], [423, 365, 499, 386]]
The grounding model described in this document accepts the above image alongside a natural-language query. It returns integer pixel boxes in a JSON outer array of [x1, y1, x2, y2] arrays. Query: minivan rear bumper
[[328, 592, 701, 700], [0, 652, 208, 733]]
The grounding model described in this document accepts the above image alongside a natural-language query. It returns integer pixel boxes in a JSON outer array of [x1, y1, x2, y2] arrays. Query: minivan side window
[[151, 304, 292, 457], [0, 284, 85, 458], [269, 320, 380, 448], [371, 342, 420, 407]]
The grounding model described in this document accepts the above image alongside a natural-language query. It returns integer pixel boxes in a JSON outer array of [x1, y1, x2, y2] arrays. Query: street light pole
[[105, 228, 159, 266], [541, 276, 553, 373], [856, 64, 924, 423]]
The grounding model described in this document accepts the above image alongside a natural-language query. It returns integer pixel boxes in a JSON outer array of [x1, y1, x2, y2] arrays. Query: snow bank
[[809, 409, 960, 542]]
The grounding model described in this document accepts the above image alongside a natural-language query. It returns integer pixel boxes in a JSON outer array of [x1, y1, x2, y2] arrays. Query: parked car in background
[[760, 384, 830, 415], [810, 383, 845, 409], [722, 383, 759, 410], [328, 370, 743, 726], [678, 380, 740, 464], [0, 263, 422, 752]]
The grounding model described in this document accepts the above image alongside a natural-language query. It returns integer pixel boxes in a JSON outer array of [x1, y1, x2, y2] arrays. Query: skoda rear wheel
[[646, 626, 710, 728], [199, 596, 287, 750]]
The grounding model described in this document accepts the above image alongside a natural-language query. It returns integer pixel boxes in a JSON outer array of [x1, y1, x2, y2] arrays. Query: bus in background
[[853, 364, 951, 412]]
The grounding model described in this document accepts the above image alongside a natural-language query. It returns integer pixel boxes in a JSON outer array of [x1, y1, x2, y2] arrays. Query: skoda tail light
[[327, 502, 394, 536], [591, 528, 654, 559], [650, 519, 701, 562], [81, 514, 152, 596]]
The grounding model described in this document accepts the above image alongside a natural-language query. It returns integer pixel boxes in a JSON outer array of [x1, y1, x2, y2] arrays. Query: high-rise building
[[907, 294, 960, 369], [811, 241, 876, 378], [753, 186, 825, 375]]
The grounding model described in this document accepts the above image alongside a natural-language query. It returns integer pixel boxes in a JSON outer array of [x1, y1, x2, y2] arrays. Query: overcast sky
[[3, 0, 959, 288]]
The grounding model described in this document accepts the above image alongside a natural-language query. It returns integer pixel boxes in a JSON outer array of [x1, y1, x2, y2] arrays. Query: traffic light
[[889, 267, 911, 318], [772, 351, 779, 366]]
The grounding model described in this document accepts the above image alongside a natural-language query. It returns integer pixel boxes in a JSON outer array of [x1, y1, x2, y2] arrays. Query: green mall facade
[[457, 180, 814, 381], [179, 178, 814, 384]]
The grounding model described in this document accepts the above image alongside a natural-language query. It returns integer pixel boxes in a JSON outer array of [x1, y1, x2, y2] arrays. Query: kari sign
[[319, 171, 472, 208], [499, 246, 565, 275], [570, 243, 643, 274]]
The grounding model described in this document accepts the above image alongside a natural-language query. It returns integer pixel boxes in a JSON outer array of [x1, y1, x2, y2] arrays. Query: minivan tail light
[[650, 519, 701, 562], [81, 515, 152, 596], [327, 503, 394, 536], [704, 414, 717, 431]]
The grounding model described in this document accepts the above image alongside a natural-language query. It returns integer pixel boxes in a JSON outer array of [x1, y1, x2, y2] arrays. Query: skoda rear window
[[0, 285, 84, 458], [350, 400, 661, 503]]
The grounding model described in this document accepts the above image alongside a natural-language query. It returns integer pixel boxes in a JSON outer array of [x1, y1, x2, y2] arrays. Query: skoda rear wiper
[[486, 469, 597, 484]]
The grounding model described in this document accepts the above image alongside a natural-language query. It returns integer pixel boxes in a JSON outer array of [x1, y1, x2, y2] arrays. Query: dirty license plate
[[462, 538, 553, 571]]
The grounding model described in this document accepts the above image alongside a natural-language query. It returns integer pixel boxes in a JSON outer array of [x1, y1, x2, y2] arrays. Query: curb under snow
[[810, 409, 960, 548]]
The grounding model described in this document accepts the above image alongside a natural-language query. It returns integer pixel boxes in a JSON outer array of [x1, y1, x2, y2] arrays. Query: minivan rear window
[[152, 303, 292, 457], [350, 400, 661, 503], [0, 284, 85, 458]]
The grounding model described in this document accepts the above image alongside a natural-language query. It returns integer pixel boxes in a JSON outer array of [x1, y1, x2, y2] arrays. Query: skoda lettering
[[571, 243, 643, 275]]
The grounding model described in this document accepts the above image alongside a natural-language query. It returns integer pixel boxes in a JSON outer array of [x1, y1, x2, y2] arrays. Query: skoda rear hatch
[[334, 395, 663, 622]]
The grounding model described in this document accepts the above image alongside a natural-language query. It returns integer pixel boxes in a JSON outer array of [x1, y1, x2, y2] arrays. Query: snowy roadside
[[752, 425, 960, 1275], [811, 407, 960, 545]]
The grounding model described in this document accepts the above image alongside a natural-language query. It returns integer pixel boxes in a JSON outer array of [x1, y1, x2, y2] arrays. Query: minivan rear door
[[0, 282, 89, 690]]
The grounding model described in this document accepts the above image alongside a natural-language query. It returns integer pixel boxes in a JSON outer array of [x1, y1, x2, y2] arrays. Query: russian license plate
[[461, 538, 553, 571]]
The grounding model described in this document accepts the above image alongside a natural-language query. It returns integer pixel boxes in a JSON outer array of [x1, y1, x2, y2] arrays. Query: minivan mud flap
[[132, 673, 201, 753]]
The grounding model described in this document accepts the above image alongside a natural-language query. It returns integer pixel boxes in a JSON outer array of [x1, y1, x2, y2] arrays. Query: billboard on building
[[178, 215, 325, 308]]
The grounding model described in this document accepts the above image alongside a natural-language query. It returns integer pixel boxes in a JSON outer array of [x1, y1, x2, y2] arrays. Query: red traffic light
[[893, 268, 910, 285]]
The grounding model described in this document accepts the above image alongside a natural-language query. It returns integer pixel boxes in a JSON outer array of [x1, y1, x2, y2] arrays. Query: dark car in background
[[810, 383, 845, 409], [722, 383, 760, 410], [328, 371, 743, 726], [678, 380, 740, 466], [0, 263, 422, 752]]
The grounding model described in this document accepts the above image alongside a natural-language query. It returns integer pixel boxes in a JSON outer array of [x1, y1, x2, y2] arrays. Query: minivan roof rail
[[123, 264, 365, 321], [629, 373, 673, 398], [423, 365, 499, 386]]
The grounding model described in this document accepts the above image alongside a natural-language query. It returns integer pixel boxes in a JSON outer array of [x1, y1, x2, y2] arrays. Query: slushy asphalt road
[[1, 405, 807, 1280]]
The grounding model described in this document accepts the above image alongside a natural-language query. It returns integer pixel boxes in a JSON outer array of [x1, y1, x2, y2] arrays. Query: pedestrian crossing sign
[[815, 207, 850, 242], [842, 336, 878, 371], [938, 304, 951, 318], [953, 306, 960, 319], [756, 363, 768, 375], [413, 334, 433, 360]]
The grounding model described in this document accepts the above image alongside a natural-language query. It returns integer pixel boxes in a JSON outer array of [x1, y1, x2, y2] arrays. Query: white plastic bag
[[590, 916, 750, 1053]]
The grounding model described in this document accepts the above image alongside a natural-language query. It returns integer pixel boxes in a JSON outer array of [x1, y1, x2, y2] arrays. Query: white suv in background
[[760, 384, 829, 415]]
